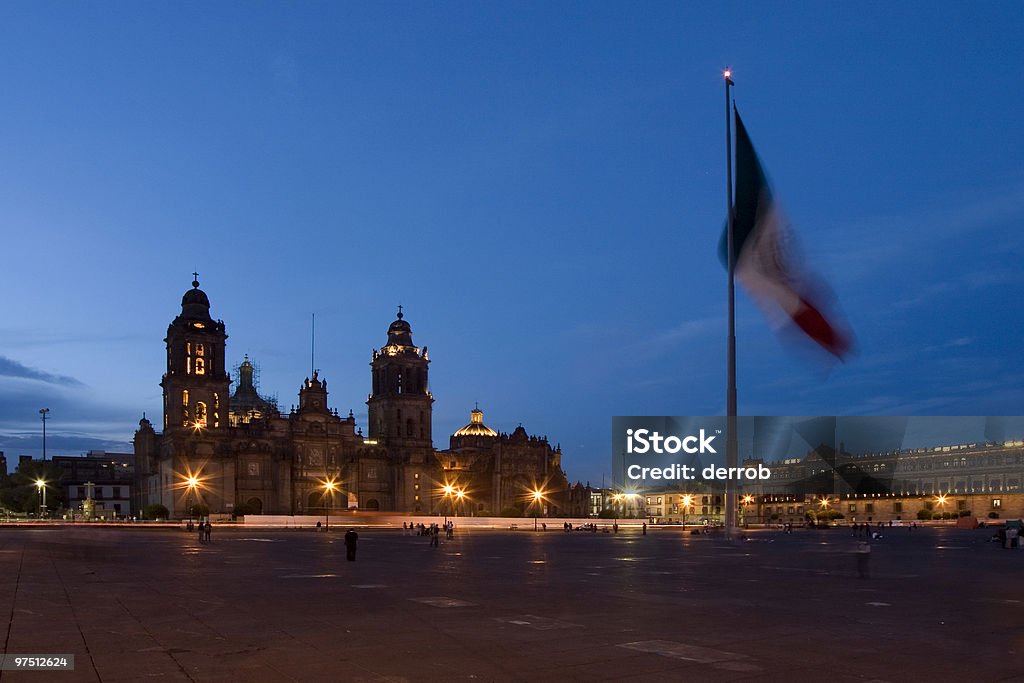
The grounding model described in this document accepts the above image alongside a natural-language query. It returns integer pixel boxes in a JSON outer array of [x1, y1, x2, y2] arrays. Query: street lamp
[[819, 496, 831, 526], [186, 476, 199, 526], [455, 488, 465, 517], [442, 484, 454, 525], [39, 408, 49, 461], [532, 489, 544, 530], [741, 494, 755, 526], [35, 479, 46, 516], [323, 480, 337, 531], [681, 494, 694, 526]]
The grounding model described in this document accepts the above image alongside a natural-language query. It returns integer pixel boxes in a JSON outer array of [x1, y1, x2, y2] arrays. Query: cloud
[[645, 317, 723, 348], [0, 356, 84, 387], [820, 182, 1024, 281]]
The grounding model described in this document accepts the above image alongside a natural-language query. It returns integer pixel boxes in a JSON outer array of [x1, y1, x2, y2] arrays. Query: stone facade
[[133, 279, 574, 517]]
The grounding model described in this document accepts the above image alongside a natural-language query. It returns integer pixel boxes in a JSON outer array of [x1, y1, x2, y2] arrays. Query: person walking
[[204, 520, 212, 543], [430, 524, 439, 547], [642, 522, 647, 536], [198, 518, 205, 544], [344, 528, 359, 561]]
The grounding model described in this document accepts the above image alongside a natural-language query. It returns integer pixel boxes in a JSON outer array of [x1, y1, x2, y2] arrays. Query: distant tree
[[143, 504, 170, 520], [597, 509, 618, 519], [958, 510, 972, 517], [2, 461, 66, 514], [232, 500, 258, 518], [190, 503, 210, 518], [916, 509, 932, 520]]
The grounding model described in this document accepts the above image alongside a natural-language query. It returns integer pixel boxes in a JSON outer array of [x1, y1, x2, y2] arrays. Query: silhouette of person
[[344, 528, 359, 561]]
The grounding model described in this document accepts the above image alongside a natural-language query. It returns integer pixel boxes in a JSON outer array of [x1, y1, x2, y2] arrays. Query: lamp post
[[741, 494, 754, 526], [186, 477, 198, 527], [443, 484, 454, 525], [532, 489, 543, 531], [35, 479, 46, 516], [455, 488, 465, 518], [39, 408, 49, 461], [323, 480, 337, 531], [819, 496, 831, 527], [681, 494, 693, 527]]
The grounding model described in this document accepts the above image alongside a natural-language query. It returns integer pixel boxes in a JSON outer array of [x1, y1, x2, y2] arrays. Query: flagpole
[[724, 69, 738, 539]]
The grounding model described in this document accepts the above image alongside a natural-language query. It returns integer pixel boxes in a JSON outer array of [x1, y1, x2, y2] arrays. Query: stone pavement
[[0, 525, 1021, 682]]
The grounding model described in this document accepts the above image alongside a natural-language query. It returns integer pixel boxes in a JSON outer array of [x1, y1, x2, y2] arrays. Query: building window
[[957, 500, 966, 511], [992, 498, 1002, 509], [77, 487, 85, 499], [893, 502, 903, 513], [195, 402, 208, 427], [112, 487, 121, 499], [195, 357, 205, 375], [865, 503, 874, 514], [849, 504, 857, 513]]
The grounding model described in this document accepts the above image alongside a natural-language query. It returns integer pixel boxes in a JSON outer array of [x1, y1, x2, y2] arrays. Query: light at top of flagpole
[[723, 69, 732, 79]]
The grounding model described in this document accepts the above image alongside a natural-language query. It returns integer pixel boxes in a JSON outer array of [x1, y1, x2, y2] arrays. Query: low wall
[[243, 514, 648, 529]]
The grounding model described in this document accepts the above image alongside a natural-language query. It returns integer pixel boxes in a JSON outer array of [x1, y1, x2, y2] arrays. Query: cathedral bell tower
[[160, 276, 230, 432], [367, 307, 433, 449]]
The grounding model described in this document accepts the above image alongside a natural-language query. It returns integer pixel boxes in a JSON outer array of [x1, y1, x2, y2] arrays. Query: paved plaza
[[0, 524, 1021, 682]]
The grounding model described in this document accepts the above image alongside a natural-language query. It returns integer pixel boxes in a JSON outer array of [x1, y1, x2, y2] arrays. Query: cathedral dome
[[180, 277, 212, 320], [386, 306, 414, 347], [453, 407, 498, 438]]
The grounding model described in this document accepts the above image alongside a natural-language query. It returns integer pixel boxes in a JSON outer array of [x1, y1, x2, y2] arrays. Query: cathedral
[[132, 278, 574, 517]]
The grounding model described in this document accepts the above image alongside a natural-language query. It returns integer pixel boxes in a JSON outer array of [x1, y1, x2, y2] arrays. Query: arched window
[[195, 402, 208, 427], [406, 419, 415, 437]]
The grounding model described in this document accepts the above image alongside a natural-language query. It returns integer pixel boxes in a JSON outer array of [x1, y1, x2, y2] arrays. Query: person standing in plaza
[[204, 520, 212, 543], [198, 518, 205, 543], [344, 528, 358, 561]]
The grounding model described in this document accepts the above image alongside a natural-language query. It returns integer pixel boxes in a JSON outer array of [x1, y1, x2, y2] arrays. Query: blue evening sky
[[1, 2, 1022, 484]]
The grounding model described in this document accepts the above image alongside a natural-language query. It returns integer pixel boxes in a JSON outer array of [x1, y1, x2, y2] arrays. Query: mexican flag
[[721, 107, 852, 359]]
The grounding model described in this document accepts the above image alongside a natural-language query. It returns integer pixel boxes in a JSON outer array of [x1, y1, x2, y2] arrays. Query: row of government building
[[131, 278, 593, 518]]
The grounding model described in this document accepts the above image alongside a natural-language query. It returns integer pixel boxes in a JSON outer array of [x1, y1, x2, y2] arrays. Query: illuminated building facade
[[133, 278, 572, 517], [639, 440, 1024, 525]]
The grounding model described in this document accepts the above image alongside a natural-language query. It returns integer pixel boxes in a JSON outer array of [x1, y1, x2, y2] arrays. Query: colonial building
[[639, 439, 1024, 525], [133, 278, 574, 517]]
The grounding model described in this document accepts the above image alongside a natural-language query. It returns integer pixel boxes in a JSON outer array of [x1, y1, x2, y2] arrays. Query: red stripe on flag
[[792, 298, 851, 359]]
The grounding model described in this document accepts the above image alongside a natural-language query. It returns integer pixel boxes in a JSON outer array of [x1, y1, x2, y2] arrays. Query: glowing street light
[[532, 489, 544, 531], [455, 488, 465, 517], [35, 479, 46, 516], [441, 483, 456, 525], [186, 476, 199, 525], [741, 494, 755, 526], [681, 494, 694, 526], [323, 480, 338, 530]]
